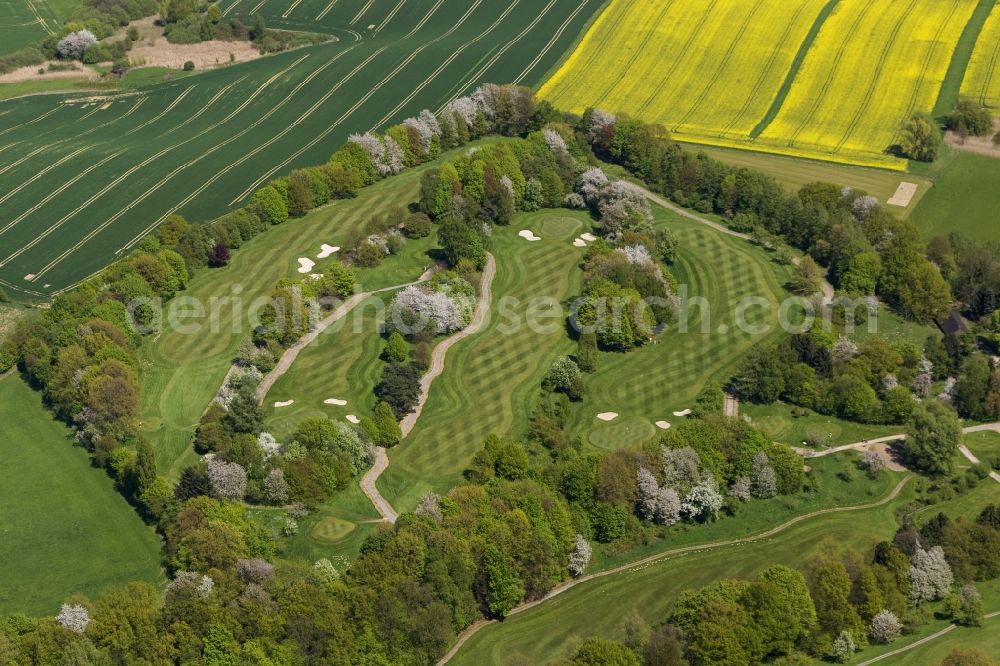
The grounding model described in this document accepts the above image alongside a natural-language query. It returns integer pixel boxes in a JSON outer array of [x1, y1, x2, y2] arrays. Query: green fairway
[[450, 467, 912, 665], [911, 149, 1000, 242], [742, 402, 902, 448], [0, 0, 603, 298], [138, 153, 451, 478], [681, 143, 933, 219], [870, 603, 1000, 665], [0, 375, 163, 615], [963, 429, 1000, 465], [566, 205, 793, 447], [379, 210, 587, 511]]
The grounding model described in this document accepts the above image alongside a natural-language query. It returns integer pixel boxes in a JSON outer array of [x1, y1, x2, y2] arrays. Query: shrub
[[57, 30, 97, 60], [947, 99, 994, 137], [183, 60, 195, 71], [898, 114, 941, 162]]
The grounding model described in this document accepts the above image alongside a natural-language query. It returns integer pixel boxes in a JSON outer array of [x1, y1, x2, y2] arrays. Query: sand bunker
[[518, 229, 541, 241], [297, 258, 316, 273], [324, 398, 347, 406], [580, 233, 598, 242], [655, 421, 672, 430], [596, 412, 619, 421], [887, 182, 918, 207], [274, 400, 295, 407], [346, 414, 361, 424], [317, 244, 340, 259], [573, 238, 587, 247], [672, 409, 692, 417]]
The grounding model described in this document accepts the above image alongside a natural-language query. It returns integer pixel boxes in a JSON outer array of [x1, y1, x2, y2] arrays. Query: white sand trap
[[274, 400, 295, 408], [596, 412, 619, 421], [580, 233, 598, 242], [346, 414, 360, 424], [324, 398, 347, 406], [573, 238, 587, 247], [518, 229, 541, 241], [887, 182, 918, 207], [317, 244, 340, 259], [655, 420, 672, 430], [672, 409, 692, 417], [297, 257, 316, 273]]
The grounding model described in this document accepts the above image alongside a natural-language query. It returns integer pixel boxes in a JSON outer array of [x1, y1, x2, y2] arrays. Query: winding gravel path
[[438, 476, 913, 665], [853, 611, 1000, 666], [361, 254, 497, 522]]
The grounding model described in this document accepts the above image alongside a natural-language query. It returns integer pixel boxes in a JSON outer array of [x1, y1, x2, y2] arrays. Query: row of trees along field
[[564, 504, 1000, 666], [0, 86, 994, 663]]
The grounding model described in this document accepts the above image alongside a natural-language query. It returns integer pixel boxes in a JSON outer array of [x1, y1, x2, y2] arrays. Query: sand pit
[[886, 182, 918, 208], [346, 414, 361, 424], [297, 258, 316, 273], [655, 420, 671, 430], [518, 229, 541, 241], [274, 400, 295, 407], [317, 244, 340, 259], [580, 233, 598, 242], [596, 412, 619, 421], [573, 238, 587, 247], [672, 409, 692, 417], [324, 398, 347, 406]]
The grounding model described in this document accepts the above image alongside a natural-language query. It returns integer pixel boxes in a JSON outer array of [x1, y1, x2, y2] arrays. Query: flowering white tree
[[852, 195, 879, 219], [499, 174, 515, 201], [57, 30, 97, 60], [403, 110, 439, 151], [636, 467, 661, 521], [237, 558, 274, 583], [937, 377, 956, 403], [909, 544, 954, 603], [587, 109, 616, 142], [544, 128, 567, 153], [207, 458, 247, 501], [868, 609, 901, 643], [662, 446, 701, 488], [750, 452, 777, 499], [568, 534, 591, 577], [392, 285, 466, 334], [882, 374, 899, 391], [415, 492, 443, 523], [577, 167, 610, 206], [681, 478, 723, 522], [616, 244, 654, 266], [445, 96, 476, 127], [831, 630, 856, 663], [597, 181, 653, 237], [167, 571, 214, 599], [196, 575, 215, 598], [258, 432, 281, 460], [264, 467, 289, 503], [911, 371, 933, 398], [860, 449, 886, 474], [55, 604, 90, 634], [313, 558, 340, 584], [383, 135, 405, 175], [729, 476, 751, 502], [833, 336, 859, 363], [349, 132, 385, 169], [471, 83, 502, 119]]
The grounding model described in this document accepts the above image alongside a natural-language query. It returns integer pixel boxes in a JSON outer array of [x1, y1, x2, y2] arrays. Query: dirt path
[[438, 476, 913, 665], [724, 392, 740, 417], [639, 187, 835, 305], [854, 611, 1000, 666], [255, 268, 435, 404], [361, 254, 497, 522]]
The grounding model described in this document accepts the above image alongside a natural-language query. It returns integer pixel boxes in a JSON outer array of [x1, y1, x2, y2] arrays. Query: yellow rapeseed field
[[540, 0, 828, 141], [540, 0, 978, 170], [962, 1, 1000, 108], [758, 0, 976, 167]]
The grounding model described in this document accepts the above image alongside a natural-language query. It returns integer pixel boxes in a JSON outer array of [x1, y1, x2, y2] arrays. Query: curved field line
[[26, 54, 343, 279], [783, 0, 879, 147], [350, 0, 375, 25], [0, 276, 45, 298], [0, 140, 25, 157], [0, 105, 62, 139], [281, 0, 303, 18], [123, 86, 195, 137], [222, 0, 242, 16], [0, 151, 125, 239], [316, 0, 339, 20], [674, 0, 767, 130], [162, 76, 247, 137], [634, 0, 722, 118], [0, 145, 48, 177], [977, 18, 1000, 105], [591, 0, 677, 113], [902, 0, 963, 120], [377, 0, 407, 32], [719, 0, 812, 137], [831, 0, 920, 154], [438, 475, 913, 665], [437, 0, 560, 105], [0, 146, 88, 207], [512, 0, 594, 86], [1, 57, 310, 266]]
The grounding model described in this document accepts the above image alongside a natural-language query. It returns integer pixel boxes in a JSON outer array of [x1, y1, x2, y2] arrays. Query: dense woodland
[[2, 86, 999, 664]]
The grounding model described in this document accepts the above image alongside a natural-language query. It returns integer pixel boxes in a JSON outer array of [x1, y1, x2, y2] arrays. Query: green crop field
[[0, 374, 163, 615], [379, 210, 586, 511], [450, 462, 915, 665], [139, 147, 456, 478], [566, 206, 793, 449], [0, 0, 76, 56], [0, 0, 602, 299], [910, 149, 1000, 242]]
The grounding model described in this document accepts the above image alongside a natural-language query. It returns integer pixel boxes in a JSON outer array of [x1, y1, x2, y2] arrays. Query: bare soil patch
[[0, 63, 99, 84], [944, 118, 1000, 159]]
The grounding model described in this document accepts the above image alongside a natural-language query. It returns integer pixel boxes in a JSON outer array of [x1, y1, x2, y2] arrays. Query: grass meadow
[[910, 148, 1000, 243], [0, 374, 163, 615], [0, 0, 602, 298]]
